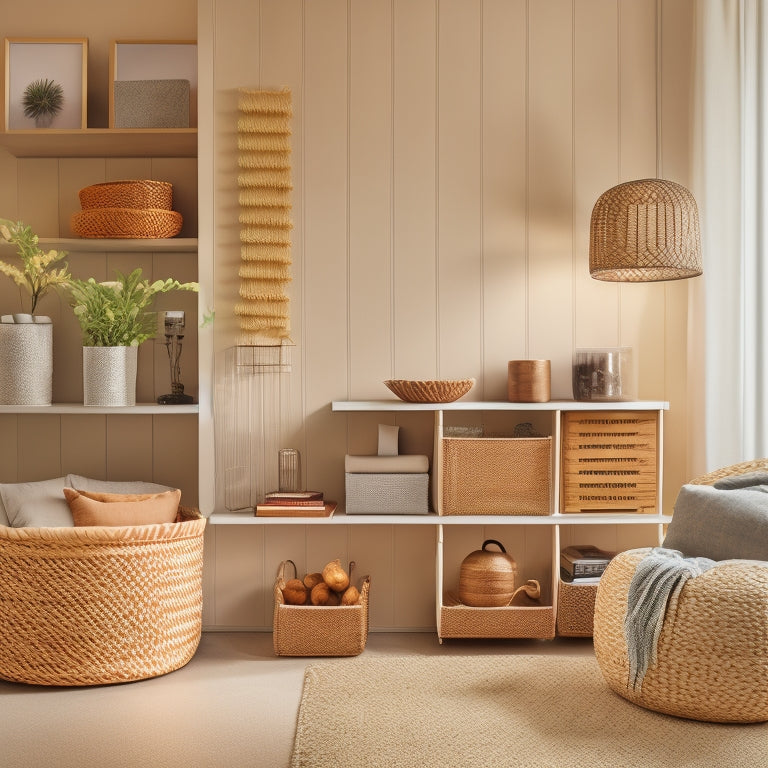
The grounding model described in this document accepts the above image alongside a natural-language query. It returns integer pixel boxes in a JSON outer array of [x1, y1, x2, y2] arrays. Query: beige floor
[[1, 631, 595, 768]]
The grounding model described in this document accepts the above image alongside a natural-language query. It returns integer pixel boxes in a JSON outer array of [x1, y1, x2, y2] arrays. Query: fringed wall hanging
[[235, 87, 294, 345], [218, 88, 297, 512]]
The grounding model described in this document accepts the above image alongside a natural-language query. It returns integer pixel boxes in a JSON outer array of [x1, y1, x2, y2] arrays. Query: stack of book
[[254, 491, 337, 518], [560, 545, 616, 583]]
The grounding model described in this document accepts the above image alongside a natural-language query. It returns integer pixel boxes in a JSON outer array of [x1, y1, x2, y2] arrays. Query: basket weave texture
[[441, 436, 551, 515], [0, 507, 205, 686], [71, 207, 183, 239], [384, 378, 475, 403], [594, 460, 768, 722], [556, 581, 598, 637], [273, 561, 370, 656], [78, 180, 173, 210], [440, 594, 555, 639]]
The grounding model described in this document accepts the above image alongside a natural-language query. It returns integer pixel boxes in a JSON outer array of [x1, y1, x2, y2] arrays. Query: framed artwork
[[4, 38, 88, 130], [109, 40, 197, 129]]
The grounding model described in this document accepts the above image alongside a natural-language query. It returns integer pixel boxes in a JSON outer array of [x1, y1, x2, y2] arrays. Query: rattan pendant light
[[589, 178, 702, 282]]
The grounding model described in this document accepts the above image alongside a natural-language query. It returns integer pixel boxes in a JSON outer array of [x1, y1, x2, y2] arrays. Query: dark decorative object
[[158, 311, 194, 404]]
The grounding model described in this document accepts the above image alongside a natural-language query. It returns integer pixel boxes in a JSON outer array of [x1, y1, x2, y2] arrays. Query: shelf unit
[[329, 399, 669, 641]]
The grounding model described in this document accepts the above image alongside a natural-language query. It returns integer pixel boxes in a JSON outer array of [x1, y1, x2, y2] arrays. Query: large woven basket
[[71, 207, 183, 239], [0, 507, 205, 686], [273, 560, 370, 656], [78, 180, 173, 211]]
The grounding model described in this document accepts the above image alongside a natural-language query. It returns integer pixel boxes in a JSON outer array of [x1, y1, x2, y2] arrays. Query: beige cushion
[[64, 487, 181, 527], [1, 477, 73, 527]]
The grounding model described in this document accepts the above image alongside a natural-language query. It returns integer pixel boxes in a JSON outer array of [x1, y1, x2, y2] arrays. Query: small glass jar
[[572, 347, 633, 401], [278, 448, 300, 492]]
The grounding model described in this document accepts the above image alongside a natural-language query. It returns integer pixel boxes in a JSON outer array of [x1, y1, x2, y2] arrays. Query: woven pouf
[[0, 508, 205, 686], [594, 547, 768, 722]]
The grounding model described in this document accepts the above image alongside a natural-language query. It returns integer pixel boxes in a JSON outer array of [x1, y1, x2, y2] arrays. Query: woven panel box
[[561, 411, 658, 513], [556, 581, 598, 637], [273, 561, 370, 657], [440, 437, 552, 515], [345, 472, 429, 515]]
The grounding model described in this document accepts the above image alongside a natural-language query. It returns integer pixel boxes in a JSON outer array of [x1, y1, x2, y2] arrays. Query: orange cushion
[[63, 487, 181, 527]]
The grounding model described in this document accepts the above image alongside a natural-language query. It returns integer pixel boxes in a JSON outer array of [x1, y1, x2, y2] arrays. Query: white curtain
[[693, 0, 768, 470]]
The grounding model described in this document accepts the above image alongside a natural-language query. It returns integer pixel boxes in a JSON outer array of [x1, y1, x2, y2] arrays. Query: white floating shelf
[[0, 403, 199, 415]]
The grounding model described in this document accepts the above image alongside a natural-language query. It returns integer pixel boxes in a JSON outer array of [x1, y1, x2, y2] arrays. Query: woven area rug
[[291, 654, 768, 768]]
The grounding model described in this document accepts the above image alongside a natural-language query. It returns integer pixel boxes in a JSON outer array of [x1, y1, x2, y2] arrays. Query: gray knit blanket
[[624, 547, 715, 691]]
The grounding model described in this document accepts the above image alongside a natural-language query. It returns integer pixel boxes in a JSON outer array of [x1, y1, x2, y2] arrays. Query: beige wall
[[0, 0, 697, 632], [203, 0, 697, 630]]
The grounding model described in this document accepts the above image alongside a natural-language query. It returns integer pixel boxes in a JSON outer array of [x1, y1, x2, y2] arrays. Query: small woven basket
[[71, 207, 183, 239], [0, 506, 205, 686], [273, 560, 370, 656], [78, 180, 173, 211], [384, 378, 475, 403]]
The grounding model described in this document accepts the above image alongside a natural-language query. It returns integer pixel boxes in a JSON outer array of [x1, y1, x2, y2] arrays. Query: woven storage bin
[[273, 561, 370, 657], [556, 580, 598, 637], [0, 507, 205, 686], [561, 411, 658, 513], [440, 592, 556, 639], [440, 437, 551, 515], [345, 472, 429, 514], [71, 207, 183, 239], [78, 180, 174, 211]]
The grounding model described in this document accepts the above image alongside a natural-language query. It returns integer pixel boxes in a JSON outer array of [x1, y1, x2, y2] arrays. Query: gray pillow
[[663, 482, 768, 562], [0, 477, 73, 528], [67, 475, 174, 495], [0, 492, 8, 527]]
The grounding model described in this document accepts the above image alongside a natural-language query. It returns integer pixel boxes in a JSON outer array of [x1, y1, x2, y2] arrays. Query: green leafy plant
[[22, 78, 64, 122], [67, 268, 198, 347], [0, 219, 70, 314]]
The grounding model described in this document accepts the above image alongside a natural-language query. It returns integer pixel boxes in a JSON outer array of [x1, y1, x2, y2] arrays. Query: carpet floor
[[291, 654, 768, 768]]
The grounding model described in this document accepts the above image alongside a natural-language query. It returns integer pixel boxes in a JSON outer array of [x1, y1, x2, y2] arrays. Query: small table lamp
[[589, 178, 702, 282], [157, 310, 194, 404]]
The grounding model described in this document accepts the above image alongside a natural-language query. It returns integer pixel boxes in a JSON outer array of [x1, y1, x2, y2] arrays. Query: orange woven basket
[[78, 180, 173, 211], [71, 207, 183, 239]]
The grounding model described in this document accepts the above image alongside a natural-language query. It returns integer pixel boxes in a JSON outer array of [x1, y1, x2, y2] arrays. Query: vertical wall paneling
[[437, 0, 483, 383], [349, 0, 393, 399], [18, 415, 61, 480], [482, 0, 528, 399], [573, 0, 621, 349], [527, 0, 574, 397], [61, 416, 107, 479], [617, 0, 665, 404], [214, 525, 266, 628], [392, 0, 438, 380], [105, 415, 154, 481], [350, 524, 395, 628], [303, 0, 350, 502], [260, 0, 306, 461]]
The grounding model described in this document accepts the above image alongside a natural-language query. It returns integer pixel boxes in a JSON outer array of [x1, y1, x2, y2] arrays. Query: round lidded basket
[[78, 180, 174, 211], [384, 378, 475, 403], [458, 539, 518, 607], [71, 208, 183, 239]]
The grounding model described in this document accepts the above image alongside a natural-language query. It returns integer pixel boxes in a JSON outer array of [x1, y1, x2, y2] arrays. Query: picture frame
[[4, 37, 88, 131], [109, 40, 197, 129]]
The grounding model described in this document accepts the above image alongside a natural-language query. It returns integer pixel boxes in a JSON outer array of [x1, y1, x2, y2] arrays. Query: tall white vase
[[83, 346, 138, 407], [0, 322, 53, 406]]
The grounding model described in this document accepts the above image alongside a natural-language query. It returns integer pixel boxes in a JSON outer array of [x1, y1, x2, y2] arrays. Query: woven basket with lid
[[78, 180, 174, 211]]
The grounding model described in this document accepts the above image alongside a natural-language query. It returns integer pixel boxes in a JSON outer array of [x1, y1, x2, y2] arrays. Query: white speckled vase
[[82, 346, 137, 407], [0, 323, 53, 406]]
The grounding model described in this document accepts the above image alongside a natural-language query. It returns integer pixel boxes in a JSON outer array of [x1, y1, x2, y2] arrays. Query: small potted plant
[[22, 78, 64, 128], [66, 267, 198, 406], [0, 219, 70, 405]]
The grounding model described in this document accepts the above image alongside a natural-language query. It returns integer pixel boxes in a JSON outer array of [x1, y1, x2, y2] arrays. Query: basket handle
[[278, 559, 298, 583], [482, 539, 507, 553]]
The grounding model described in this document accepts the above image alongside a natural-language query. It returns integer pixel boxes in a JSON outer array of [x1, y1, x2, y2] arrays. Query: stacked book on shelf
[[254, 490, 337, 518], [560, 545, 616, 584]]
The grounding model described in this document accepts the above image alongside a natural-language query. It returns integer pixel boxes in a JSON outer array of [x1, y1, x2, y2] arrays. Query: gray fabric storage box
[[345, 472, 429, 515]]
